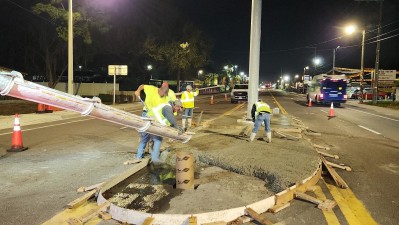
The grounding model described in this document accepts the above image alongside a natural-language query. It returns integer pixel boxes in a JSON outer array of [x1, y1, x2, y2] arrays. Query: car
[[351, 88, 387, 100], [230, 84, 248, 103]]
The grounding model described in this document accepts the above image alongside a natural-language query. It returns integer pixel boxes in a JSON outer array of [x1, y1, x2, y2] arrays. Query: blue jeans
[[136, 111, 149, 159], [252, 113, 271, 133], [183, 108, 193, 118], [150, 135, 163, 163]]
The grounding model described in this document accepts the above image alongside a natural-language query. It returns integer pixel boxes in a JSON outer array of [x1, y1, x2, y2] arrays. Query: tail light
[[319, 94, 324, 99], [344, 95, 347, 99]]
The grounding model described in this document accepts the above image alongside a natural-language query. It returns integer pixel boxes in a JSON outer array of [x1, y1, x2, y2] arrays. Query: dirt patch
[[0, 100, 37, 115]]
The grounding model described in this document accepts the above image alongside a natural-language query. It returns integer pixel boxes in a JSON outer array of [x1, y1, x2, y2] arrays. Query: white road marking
[[320, 110, 328, 114], [347, 107, 399, 122], [358, 125, 381, 135], [0, 118, 94, 136]]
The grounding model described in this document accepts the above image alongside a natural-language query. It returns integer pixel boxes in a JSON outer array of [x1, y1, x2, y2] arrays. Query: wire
[[6, 0, 55, 25]]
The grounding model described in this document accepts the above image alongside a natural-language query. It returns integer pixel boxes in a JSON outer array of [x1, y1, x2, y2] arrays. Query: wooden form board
[[320, 156, 349, 189], [100, 158, 149, 192], [275, 162, 322, 206], [66, 190, 97, 209], [245, 208, 274, 225]]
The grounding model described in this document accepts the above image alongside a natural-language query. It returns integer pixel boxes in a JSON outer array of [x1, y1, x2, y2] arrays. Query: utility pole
[[354, 0, 383, 104], [68, 0, 74, 95], [373, 0, 383, 104], [247, 0, 262, 119], [359, 29, 365, 103]]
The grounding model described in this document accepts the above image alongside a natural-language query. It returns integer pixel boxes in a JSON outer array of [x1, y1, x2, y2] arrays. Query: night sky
[[175, 0, 399, 82], [2, 0, 399, 83]]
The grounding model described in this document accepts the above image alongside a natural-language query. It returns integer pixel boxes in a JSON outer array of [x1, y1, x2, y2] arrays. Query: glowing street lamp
[[345, 24, 366, 103], [147, 64, 153, 79], [198, 69, 203, 79]]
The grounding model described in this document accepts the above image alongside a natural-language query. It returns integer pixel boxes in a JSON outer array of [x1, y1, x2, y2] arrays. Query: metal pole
[[360, 30, 365, 103], [68, 0, 73, 95], [247, 0, 262, 119], [113, 67, 116, 105], [373, 1, 383, 104], [332, 49, 336, 75]]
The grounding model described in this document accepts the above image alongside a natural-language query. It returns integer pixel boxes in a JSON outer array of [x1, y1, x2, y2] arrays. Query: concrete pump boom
[[0, 71, 191, 143]]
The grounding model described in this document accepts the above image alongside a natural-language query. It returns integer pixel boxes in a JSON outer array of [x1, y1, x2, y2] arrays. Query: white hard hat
[[186, 85, 193, 90]]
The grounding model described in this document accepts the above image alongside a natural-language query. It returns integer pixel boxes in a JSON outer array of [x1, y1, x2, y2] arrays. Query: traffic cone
[[45, 105, 53, 113], [328, 102, 335, 118], [36, 103, 46, 113], [7, 114, 28, 152], [224, 93, 228, 101], [308, 98, 312, 107], [210, 95, 214, 105]]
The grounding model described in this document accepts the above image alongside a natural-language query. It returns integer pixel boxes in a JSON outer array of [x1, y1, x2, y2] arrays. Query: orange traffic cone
[[308, 98, 312, 107], [224, 93, 228, 101], [7, 114, 28, 152], [45, 105, 54, 113], [36, 103, 46, 113], [328, 102, 335, 118], [210, 95, 214, 105]]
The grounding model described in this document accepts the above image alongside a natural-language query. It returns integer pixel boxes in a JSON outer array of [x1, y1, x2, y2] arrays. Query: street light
[[198, 69, 203, 79], [147, 64, 153, 79], [345, 24, 366, 103], [332, 46, 340, 75]]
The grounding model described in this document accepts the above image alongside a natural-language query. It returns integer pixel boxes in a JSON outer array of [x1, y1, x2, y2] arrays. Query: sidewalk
[[0, 103, 136, 131]]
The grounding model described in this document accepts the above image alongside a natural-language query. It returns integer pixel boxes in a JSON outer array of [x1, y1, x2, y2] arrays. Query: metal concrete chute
[[0, 71, 191, 143]]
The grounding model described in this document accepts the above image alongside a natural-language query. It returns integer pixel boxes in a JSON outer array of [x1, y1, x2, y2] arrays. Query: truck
[[306, 74, 347, 106], [230, 84, 248, 103]]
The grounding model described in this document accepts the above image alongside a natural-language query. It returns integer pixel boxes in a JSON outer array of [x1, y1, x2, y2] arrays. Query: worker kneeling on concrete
[[250, 99, 271, 143]]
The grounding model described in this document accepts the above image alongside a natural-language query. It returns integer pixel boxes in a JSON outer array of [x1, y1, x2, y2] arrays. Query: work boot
[[266, 132, 272, 143], [182, 119, 186, 130], [249, 133, 256, 142], [188, 118, 192, 128]]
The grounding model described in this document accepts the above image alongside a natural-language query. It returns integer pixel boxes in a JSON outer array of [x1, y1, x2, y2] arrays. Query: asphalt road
[[0, 90, 397, 225], [267, 90, 399, 225]]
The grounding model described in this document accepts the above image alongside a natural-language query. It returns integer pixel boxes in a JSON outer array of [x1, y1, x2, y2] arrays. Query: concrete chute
[[0, 71, 191, 143]]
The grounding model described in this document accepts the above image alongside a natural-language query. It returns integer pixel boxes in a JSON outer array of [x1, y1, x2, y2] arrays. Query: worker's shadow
[[202, 130, 248, 141]]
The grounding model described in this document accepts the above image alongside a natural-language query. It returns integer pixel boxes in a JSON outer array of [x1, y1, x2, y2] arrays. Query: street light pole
[[333, 46, 340, 75], [373, 0, 383, 104], [360, 29, 365, 103], [68, 0, 73, 95]]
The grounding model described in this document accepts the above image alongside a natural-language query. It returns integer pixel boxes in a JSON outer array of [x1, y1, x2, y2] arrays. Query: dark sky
[[174, 0, 399, 82], [2, 0, 399, 83]]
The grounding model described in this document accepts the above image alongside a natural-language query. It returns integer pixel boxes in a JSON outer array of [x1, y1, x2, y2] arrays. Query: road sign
[[378, 70, 396, 80], [108, 65, 128, 76], [108, 65, 128, 105]]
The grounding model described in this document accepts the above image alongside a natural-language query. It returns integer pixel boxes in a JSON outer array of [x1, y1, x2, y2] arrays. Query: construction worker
[[249, 99, 272, 143], [146, 99, 183, 163], [133, 82, 170, 163], [181, 85, 199, 130]]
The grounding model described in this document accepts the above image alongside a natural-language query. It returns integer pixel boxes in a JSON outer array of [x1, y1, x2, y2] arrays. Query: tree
[[31, 0, 109, 87], [143, 23, 211, 82]]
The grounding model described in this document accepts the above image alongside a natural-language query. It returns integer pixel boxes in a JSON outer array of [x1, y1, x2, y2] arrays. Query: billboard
[[378, 70, 396, 80]]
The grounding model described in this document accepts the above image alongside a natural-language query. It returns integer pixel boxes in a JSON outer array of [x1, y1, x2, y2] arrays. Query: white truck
[[230, 84, 248, 103]]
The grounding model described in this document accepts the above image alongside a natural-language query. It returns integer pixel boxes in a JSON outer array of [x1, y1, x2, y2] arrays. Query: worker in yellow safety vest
[[134, 82, 170, 163], [181, 85, 199, 130], [249, 99, 272, 143]]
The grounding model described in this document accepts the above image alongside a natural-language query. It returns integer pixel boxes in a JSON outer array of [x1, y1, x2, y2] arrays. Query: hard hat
[[186, 85, 192, 90]]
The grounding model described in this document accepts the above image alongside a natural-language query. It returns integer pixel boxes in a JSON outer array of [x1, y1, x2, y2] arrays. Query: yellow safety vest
[[255, 102, 271, 113], [181, 90, 198, 108], [147, 103, 170, 126], [142, 85, 168, 111]]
